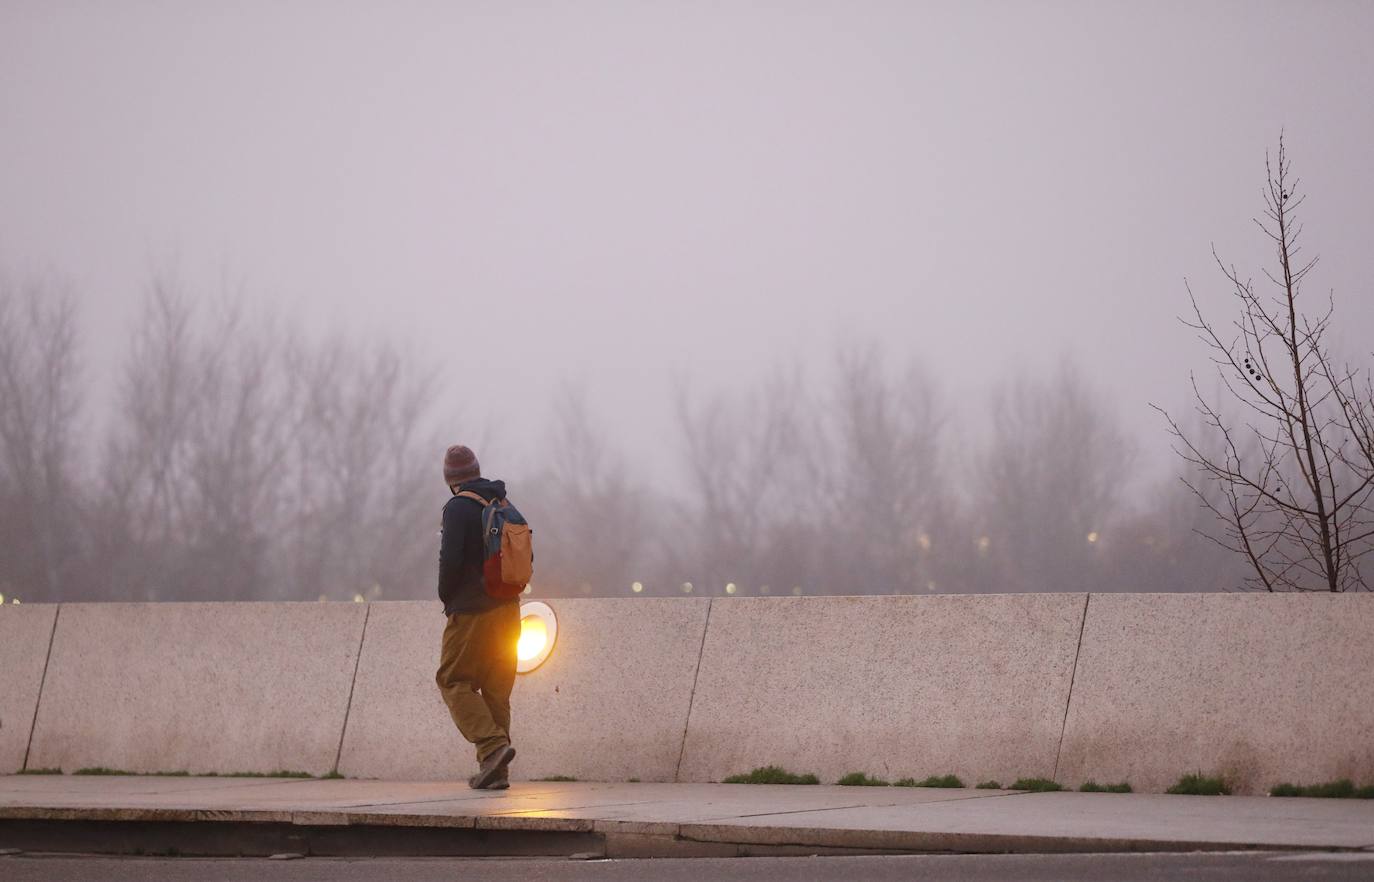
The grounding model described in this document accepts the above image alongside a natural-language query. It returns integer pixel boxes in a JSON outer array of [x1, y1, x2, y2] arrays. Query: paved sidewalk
[[3, 776, 1373, 857]]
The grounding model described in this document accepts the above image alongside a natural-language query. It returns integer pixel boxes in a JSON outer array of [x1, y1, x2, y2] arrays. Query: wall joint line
[[331, 603, 371, 776], [673, 598, 714, 783], [21, 604, 62, 772], [1052, 593, 1091, 782]]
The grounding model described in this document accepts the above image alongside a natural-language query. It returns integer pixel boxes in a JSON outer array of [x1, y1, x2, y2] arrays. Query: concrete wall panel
[[0, 604, 59, 773], [677, 594, 1088, 785], [1057, 593, 1374, 795], [26, 603, 366, 776], [17, 594, 1371, 792], [339, 599, 710, 782]]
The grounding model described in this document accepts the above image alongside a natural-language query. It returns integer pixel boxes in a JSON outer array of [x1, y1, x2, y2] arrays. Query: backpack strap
[[456, 491, 488, 505]]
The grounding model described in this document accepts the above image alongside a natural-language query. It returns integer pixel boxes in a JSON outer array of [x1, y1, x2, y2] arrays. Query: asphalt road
[[4, 852, 1374, 881]]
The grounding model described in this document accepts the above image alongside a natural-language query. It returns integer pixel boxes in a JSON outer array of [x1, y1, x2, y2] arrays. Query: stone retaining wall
[[675, 594, 1086, 786], [0, 604, 57, 774], [4, 593, 1370, 793], [337, 598, 710, 782], [1056, 593, 1374, 793], [25, 603, 366, 777]]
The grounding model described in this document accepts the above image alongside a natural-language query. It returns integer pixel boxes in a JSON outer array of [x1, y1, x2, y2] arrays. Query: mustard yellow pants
[[435, 602, 520, 763]]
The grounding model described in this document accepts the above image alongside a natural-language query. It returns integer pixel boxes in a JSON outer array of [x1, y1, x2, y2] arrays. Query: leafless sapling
[[1159, 138, 1374, 592]]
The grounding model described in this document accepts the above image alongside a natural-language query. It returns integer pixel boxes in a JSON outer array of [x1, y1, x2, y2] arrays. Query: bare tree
[[669, 346, 953, 597], [95, 279, 205, 600], [671, 368, 812, 594], [522, 387, 651, 594], [279, 335, 441, 601], [176, 299, 293, 600], [93, 277, 446, 602], [0, 277, 83, 601], [1159, 138, 1374, 592], [1108, 437, 1251, 595], [816, 346, 952, 595], [974, 361, 1132, 593]]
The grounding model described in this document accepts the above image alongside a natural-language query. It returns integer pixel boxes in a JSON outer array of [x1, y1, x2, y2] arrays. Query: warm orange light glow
[[516, 601, 558, 674], [517, 616, 548, 662]]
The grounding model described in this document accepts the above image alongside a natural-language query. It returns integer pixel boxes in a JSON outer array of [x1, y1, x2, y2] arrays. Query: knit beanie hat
[[443, 445, 481, 487]]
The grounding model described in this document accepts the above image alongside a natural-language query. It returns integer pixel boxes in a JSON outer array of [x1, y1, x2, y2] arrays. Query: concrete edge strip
[[20, 604, 61, 772], [672, 597, 714, 783], [671, 823, 1331, 855], [593, 818, 681, 836], [717, 803, 871, 821], [331, 603, 372, 776], [1051, 593, 1090, 782], [716, 791, 1027, 822], [0, 806, 295, 825], [0, 805, 1366, 856]]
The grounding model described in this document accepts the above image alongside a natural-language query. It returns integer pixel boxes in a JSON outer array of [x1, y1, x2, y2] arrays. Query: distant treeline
[[0, 277, 1245, 604]]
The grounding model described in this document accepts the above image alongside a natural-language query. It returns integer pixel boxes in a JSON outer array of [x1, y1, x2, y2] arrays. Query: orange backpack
[[456, 491, 533, 599]]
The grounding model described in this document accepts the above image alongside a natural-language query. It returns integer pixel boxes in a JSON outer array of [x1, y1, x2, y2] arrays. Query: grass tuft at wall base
[[722, 766, 818, 785], [895, 774, 964, 788], [1271, 779, 1374, 799], [1167, 774, 1230, 796], [1010, 778, 1064, 792]]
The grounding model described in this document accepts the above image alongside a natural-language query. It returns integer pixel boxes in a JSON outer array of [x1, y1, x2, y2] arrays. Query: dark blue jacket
[[438, 477, 517, 615]]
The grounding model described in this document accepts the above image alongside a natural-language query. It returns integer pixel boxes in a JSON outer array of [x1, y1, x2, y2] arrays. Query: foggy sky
[[2, 0, 1372, 488]]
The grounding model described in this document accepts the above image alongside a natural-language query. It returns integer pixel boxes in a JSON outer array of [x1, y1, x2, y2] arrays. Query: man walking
[[435, 444, 521, 790]]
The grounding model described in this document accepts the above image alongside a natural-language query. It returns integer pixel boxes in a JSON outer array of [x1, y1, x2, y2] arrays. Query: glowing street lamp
[[516, 601, 557, 674]]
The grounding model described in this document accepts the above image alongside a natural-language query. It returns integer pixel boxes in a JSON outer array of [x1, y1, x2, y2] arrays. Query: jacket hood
[[454, 477, 506, 501]]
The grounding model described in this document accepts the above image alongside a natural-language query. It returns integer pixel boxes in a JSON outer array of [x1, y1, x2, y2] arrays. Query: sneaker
[[488, 770, 510, 790], [468, 745, 516, 790]]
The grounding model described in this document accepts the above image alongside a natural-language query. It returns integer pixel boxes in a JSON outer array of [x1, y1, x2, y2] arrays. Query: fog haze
[[2, 2, 1373, 601], [3, 1, 1371, 479]]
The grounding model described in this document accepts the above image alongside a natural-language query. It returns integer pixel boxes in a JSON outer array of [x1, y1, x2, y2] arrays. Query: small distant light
[[917, 533, 932, 551], [725, 582, 737, 595], [1087, 531, 1100, 544], [11, 598, 18, 604], [681, 582, 694, 594], [976, 536, 991, 553], [352, 593, 365, 603], [317, 594, 327, 603], [631, 581, 644, 593], [759, 585, 771, 595], [791, 586, 802, 596], [0, 593, 5, 604], [926, 580, 937, 592]]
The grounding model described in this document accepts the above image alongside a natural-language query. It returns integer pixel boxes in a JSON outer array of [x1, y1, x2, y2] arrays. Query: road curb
[[1, 806, 1365, 859]]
